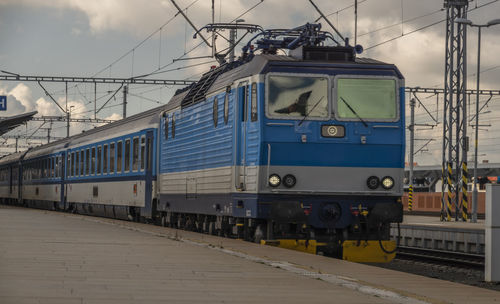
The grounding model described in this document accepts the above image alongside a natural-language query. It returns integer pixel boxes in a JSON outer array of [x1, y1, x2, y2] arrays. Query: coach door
[[236, 81, 249, 190], [142, 131, 154, 218], [59, 152, 66, 210]]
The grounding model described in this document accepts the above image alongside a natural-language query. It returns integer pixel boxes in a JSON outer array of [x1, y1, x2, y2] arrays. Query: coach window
[[103, 144, 108, 174], [76, 152, 81, 177], [85, 148, 89, 175], [67, 153, 71, 177], [251, 83, 258, 121], [125, 139, 130, 172], [132, 137, 139, 172], [117, 141, 122, 173], [97, 146, 102, 175], [171, 114, 176, 138], [55, 156, 59, 178], [140, 136, 145, 171], [73, 153, 77, 177], [147, 137, 152, 171], [80, 150, 84, 176], [52, 157, 55, 177], [213, 97, 218, 127], [91, 147, 96, 175], [71, 152, 75, 177], [110, 143, 115, 173]]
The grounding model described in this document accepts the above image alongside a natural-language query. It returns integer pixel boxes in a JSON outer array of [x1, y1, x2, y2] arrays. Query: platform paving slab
[[1, 205, 499, 304], [0, 206, 393, 304]]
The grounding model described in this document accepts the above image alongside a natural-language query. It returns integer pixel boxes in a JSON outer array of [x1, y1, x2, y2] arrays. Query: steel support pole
[[229, 29, 235, 63], [409, 98, 415, 211], [66, 82, 69, 138], [472, 27, 481, 223], [94, 83, 97, 120], [354, 0, 358, 46], [123, 85, 128, 119]]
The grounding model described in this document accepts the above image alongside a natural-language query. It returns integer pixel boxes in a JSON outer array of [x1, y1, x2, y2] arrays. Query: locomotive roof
[[0, 53, 400, 163]]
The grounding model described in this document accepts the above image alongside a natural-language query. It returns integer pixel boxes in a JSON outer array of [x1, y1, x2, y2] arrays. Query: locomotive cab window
[[266, 74, 328, 120], [335, 77, 398, 121]]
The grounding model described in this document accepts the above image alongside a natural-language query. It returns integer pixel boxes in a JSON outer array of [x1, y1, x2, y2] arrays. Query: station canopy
[[0, 111, 37, 136]]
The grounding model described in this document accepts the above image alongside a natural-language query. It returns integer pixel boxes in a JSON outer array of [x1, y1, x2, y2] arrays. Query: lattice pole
[[441, 0, 469, 221]]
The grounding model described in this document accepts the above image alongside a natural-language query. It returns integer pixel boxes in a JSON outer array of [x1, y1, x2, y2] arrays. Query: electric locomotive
[[0, 23, 404, 261], [156, 24, 404, 257]]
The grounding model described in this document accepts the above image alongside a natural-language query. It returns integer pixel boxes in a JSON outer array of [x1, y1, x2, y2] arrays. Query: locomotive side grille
[[181, 61, 241, 107]]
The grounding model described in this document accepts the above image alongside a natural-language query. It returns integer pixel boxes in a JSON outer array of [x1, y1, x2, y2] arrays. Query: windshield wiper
[[298, 95, 324, 126], [339, 96, 368, 127]]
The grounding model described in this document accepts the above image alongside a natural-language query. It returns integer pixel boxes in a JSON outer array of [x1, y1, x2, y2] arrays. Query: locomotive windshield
[[267, 75, 328, 119], [336, 78, 397, 121]]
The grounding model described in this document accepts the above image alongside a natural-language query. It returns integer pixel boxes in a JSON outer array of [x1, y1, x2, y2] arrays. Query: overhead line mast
[[441, 0, 470, 222]]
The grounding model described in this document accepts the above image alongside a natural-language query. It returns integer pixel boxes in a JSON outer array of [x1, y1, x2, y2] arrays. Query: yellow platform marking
[[342, 240, 396, 263], [260, 239, 325, 255]]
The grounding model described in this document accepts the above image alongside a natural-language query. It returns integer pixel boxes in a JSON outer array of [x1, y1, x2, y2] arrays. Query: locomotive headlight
[[283, 174, 296, 188], [366, 176, 380, 190], [269, 174, 281, 187], [381, 176, 395, 190]]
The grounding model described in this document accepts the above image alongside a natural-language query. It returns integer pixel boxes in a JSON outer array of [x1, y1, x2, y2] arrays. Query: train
[[0, 24, 405, 260]]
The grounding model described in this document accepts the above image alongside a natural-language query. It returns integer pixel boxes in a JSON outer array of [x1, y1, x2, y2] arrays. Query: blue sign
[[0, 96, 6, 111]]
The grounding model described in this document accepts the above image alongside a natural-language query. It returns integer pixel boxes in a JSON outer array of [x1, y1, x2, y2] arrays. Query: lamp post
[[455, 17, 500, 223], [67, 105, 75, 137]]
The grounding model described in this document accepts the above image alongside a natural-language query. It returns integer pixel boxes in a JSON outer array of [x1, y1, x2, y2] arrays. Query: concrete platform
[[392, 215, 485, 254], [403, 215, 484, 230], [1, 206, 499, 304]]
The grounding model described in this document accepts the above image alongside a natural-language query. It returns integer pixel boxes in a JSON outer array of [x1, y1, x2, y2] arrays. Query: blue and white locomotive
[[0, 24, 404, 259]]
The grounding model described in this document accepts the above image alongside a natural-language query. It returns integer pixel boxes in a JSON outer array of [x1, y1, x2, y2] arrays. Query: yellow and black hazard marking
[[461, 162, 468, 221], [408, 185, 413, 211]]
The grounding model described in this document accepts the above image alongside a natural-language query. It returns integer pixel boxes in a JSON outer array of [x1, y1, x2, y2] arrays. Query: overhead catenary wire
[[365, 0, 499, 50]]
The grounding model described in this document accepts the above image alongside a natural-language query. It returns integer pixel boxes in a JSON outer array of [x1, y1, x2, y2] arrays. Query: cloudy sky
[[0, 0, 499, 164]]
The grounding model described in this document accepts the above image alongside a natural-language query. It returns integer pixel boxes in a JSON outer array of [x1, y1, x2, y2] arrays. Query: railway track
[[396, 246, 485, 269]]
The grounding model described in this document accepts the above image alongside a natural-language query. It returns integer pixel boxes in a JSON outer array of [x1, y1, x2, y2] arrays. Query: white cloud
[[8, 83, 35, 112], [103, 112, 122, 121], [35, 97, 62, 116]]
